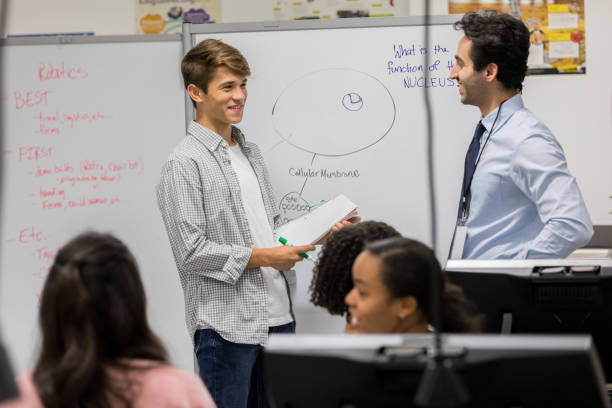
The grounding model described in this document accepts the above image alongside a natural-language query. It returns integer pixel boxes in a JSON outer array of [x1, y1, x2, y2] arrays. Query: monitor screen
[[264, 333, 610, 408], [446, 259, 612, 382], [0, 338, 18, 403]]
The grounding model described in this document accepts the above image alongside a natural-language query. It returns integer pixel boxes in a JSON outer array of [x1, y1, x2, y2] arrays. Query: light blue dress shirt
[[462, 93, 593, 259]]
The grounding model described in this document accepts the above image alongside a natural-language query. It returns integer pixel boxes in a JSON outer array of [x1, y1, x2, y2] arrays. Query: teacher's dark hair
[[454, 10, 530, 92], [366, 237, 483, 333], [33, 231, 168, 407], [310, 221, 400, 318]]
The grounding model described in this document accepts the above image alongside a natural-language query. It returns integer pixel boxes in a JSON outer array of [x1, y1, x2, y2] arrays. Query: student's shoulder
[[162, 135, 214, 170], [135, 363, 216, 407], [244, 140, 263, 155], [0, 373, 44, 408]]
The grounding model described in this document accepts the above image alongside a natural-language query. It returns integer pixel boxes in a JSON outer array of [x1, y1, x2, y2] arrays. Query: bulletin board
[[271, 0, 397, 20], [448, 0, 586, 74]]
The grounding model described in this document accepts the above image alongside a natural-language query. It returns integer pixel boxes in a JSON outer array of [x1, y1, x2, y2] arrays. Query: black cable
[[423, 0, 436, 259], [422, 0, 440, 352], [414, 4, 470, 407]]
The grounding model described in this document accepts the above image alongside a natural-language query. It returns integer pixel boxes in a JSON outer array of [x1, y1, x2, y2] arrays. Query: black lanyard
[[460, 100, 506, 224]]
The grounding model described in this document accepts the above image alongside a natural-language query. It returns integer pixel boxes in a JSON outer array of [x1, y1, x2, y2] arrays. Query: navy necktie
[[458, 121, 486, 219]]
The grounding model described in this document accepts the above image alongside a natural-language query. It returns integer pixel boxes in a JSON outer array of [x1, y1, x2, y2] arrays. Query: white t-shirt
[[228, 144, 293, 327]]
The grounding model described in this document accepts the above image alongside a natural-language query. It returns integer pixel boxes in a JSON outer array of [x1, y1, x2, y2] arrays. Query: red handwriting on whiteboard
[[31, 162, 73, 178], [34, 166, 52, 177], [38, 62, 88, 81], [80, 160, 104, 173], [108, 157, 144, 175], [42, 200, 62, 209], [39, 186, 66, 200], [38, 195, 122, 211], [35, 123, 60, 135], [14, 90, 52, 110], [54, 162, 74, 174], [57, 175, 97, 186], [33, 247, 55, 263], [32, 111, 106, 135], [18, 145, 55, 162], [19, 226, 45, 244], [63, 112, 105, 127]]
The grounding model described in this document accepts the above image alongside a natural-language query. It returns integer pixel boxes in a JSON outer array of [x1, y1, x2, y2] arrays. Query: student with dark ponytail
[[345, 237, 483, 334], [1, 232, 215, 408]]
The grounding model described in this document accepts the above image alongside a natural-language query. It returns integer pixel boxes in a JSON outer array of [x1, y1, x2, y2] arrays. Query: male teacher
[[449, 10, 592, 259], [156, 39, 318, 407]]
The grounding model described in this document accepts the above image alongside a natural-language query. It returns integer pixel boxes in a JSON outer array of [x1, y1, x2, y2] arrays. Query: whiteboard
[[190, 17, 480, 332], [0, 36, 194, 373], [189, 11, 612, 332]]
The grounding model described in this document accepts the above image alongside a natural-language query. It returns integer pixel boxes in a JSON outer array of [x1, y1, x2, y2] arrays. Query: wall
[[3, 0, 414, 35]]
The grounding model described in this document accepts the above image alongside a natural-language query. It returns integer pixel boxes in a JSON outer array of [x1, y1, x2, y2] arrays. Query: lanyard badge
[[458, 100, 505, 225], [451, 100, 506, 259]]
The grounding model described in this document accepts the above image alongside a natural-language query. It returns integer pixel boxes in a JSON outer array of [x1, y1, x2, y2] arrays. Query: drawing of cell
[[271, 68, 396, 157], [279, 192, 310, 224], [342, 92, 363, 111]]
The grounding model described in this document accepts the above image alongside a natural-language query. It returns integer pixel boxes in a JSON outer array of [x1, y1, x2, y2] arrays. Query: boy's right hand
[[249, 245, 315, 271]]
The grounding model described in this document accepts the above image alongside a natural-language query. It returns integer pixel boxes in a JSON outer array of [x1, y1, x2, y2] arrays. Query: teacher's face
[[450, 36, 487, 108]]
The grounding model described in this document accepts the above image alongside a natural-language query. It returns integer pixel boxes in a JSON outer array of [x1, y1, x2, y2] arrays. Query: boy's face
[[198, 65, 247, 127]]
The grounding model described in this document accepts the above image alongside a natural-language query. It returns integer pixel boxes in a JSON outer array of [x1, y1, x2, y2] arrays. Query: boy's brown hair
[[181, 39, 251, 106]]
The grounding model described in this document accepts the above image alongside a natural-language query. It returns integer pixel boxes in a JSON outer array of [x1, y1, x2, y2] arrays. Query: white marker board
[[0, 36, 194, 373], [188, 12, 612, 332], [189, 17, 480, 332]]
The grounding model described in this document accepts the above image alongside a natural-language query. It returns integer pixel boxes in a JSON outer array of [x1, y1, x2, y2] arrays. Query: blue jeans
[[194, 322, 294, 408]]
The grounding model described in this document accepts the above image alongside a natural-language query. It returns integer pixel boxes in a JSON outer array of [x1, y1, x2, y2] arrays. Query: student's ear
[[187, 83, 205, 104], [484, 62, 499, 83], [396, 296, 419, 320]]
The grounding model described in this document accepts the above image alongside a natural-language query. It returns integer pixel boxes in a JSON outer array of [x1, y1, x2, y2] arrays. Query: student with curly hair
[[1, 232, 215, 408], [345, 237, 483, 334], [309, 221, 400, 329]]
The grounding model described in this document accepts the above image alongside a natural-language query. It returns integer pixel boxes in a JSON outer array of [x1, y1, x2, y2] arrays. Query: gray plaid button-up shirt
[[157, 121, 295, 345]]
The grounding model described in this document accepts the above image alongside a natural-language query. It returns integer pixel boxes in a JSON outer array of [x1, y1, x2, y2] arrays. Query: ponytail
[[366, 237, 484, 334], [440, 281, 484, 333]]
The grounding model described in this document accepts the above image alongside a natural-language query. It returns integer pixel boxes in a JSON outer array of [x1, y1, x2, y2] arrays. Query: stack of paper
[[275, 194, 358, 246]]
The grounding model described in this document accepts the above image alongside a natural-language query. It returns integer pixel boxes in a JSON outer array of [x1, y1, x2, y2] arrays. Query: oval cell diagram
[[271, 68, 396, 157]]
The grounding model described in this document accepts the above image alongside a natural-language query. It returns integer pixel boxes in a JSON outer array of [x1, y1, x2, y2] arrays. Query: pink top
[[0, 360, 216, 408]]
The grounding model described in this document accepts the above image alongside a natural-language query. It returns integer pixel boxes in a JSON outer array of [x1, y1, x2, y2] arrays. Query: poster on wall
[[448, 0, 586, 74], [135, 0, 220, 34], [272, 0, 396, 20]]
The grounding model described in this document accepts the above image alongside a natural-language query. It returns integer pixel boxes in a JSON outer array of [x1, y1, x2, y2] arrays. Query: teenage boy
[[157, 39, 316, 407]]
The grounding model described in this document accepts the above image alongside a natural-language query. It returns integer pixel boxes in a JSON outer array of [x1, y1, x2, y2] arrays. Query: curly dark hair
[[454, 10, 530, 92], [309, 221, 400, 317]]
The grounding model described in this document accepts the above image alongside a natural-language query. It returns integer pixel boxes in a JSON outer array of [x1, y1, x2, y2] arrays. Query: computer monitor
[[0, 337, 18, 402], [264, 333, 610, 408], [446, 259, 612, 382]]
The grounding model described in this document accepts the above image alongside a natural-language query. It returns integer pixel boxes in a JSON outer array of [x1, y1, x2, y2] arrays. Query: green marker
[[278, 236, 309, 259]]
